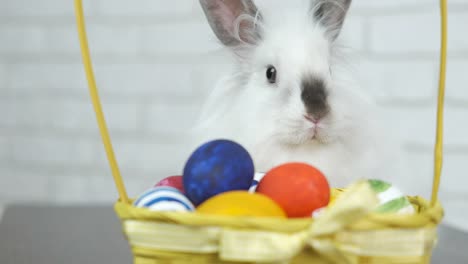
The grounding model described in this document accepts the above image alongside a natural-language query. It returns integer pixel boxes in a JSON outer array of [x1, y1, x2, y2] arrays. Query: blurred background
[[0, 0, 467, 231]]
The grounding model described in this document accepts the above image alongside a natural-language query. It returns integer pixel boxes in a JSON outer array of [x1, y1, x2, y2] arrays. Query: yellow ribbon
[[120, 182, 437, 263]]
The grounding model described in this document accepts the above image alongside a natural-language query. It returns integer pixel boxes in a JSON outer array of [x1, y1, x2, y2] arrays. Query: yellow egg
[[196, 191, 286, 218]]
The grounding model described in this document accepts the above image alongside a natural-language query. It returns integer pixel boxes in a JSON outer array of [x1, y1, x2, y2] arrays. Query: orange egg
[[256, 162, 330, 218]]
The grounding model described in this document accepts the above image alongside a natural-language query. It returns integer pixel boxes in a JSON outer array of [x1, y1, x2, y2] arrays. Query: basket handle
[[74, 0, 447, 206], [431, 0, 448, 206], [74, 0, 129, 204]]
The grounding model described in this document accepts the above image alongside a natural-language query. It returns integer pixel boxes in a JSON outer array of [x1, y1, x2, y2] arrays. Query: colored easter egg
[[368, 179, 414, 214], [249, 180, 259, 193], [155, 175, 184, 193], [256, 162, 330, 218], [248, 172, 265, 193], [133, 186, 194, 212], [183, 139, 255, 206], [254, 172, 266, 182], [197, 191, 286, 218]]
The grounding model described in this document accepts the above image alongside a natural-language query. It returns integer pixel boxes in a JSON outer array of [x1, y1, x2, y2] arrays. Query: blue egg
[[133, 186, 195, 212], [183, 139, 255, 206]]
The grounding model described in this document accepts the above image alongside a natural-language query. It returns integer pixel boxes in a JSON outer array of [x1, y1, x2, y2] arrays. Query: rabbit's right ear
[[199, 0, 262, 47], [312, 0, 351, 40]]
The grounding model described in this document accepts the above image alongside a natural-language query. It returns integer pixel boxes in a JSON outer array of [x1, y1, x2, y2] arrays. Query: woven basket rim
[[114, 195, 443, 233]]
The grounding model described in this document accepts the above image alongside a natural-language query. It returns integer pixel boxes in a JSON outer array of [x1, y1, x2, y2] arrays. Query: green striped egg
[[368, 179, 414, 214]]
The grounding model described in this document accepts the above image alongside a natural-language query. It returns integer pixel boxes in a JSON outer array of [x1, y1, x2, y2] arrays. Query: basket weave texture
[[115, 183, 443, 264]]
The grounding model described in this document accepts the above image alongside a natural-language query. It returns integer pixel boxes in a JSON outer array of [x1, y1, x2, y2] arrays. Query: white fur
[[192, 1, 394, 187]]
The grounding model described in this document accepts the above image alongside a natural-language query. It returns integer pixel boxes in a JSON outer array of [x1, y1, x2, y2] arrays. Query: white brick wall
[[6, 63, 87, 96], [94, 0, 195, 17], [0, 136, 9, 161], [0, 26, 45, 53], [1, 1, 467, 231], [2, 0, 94, 17]]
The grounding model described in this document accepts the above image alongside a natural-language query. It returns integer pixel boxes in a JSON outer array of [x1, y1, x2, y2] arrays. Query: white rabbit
[[192, 0, 396, 188]]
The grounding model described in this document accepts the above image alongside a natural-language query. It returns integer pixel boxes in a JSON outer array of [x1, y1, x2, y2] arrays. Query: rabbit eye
[[266, 66, 277, 84]]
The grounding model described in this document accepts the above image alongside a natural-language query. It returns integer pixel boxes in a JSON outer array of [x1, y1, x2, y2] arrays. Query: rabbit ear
[[199, 0, 262, 46], [312, 0, 351, 40]]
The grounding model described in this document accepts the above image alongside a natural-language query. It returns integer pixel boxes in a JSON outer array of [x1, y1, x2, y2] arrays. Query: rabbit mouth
[[310, 129, 322, 142], [277, 118, 333, 145], [288, 126, 325, 145], [302, 112, 336, 143], [307, 125, 331, 144]]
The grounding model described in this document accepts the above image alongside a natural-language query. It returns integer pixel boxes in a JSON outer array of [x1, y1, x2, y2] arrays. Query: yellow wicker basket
[[74, 0, 447, 263]]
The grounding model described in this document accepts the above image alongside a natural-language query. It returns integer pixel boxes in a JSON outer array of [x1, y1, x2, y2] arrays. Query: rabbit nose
[[304, 115, 319, 124], [304, 110, 329, 124], [301, 77, 330, 119]]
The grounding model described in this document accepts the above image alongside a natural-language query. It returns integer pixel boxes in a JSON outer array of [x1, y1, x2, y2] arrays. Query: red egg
[[155, 176, 184, 193], [256, 162, 330, 218]]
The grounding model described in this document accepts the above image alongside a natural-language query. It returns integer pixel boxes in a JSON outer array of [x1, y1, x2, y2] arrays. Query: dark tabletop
[[0, 205, 467, 264]]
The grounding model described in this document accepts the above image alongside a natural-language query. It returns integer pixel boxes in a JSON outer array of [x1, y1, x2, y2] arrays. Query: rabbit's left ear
[[312, 0, 352, 40], [199, 0, 262, 47]]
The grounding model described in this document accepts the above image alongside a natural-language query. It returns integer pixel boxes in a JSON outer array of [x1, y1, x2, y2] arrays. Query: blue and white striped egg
[[249, 172, 265, 193], [133, 186, 195, 212]]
